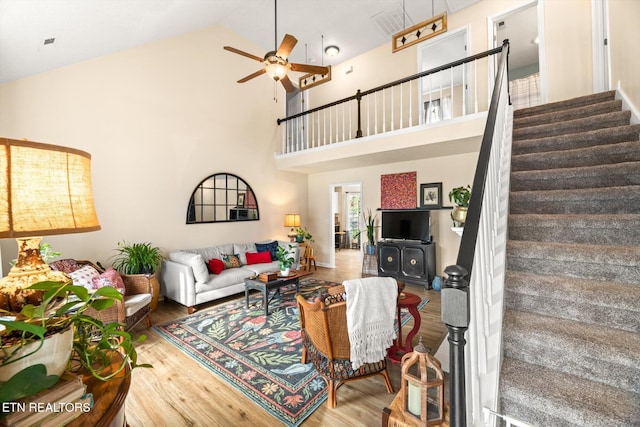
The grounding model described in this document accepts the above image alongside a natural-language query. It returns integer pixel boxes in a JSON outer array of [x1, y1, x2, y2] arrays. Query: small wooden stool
[[387, 291, 422, 363]]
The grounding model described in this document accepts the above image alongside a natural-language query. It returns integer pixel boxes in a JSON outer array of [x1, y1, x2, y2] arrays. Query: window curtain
[[509, 72, 540, 110]]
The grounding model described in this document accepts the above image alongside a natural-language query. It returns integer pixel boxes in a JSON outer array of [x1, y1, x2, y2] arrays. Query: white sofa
[[160, 240, 300, 313]]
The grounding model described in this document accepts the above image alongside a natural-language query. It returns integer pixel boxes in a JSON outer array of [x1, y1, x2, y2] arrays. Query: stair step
[[514, 90, 616, 119], [511, 140, 640, 172], [514, 99, 622, 128], [513, 110, 631, 141], [508, 213, 640, 246], [502, 310, 640, 393], [504, 271, 640, 332], [506, 240, 640, 284], [509, 185, 640, 215], [512, 124, 640, 155], [510, 161, 640, 191], [499, 357, 640, 427]]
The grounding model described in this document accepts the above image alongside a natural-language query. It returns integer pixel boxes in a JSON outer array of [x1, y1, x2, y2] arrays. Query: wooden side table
[[387, 291, 422, 363], [67, 352, 130, 427]]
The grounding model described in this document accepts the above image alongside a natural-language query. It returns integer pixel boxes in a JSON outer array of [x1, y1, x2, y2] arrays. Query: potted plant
[[295, 227, 314, 243], [111, 241, 163, 311], [448, 185, 471, 226], [275, 245, 295, 277], [0, 280, 150, 404], [354, 209, 379, 255]]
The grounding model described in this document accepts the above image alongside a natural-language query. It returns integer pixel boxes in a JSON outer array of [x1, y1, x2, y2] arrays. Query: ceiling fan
[[223, 1, 329, 93]]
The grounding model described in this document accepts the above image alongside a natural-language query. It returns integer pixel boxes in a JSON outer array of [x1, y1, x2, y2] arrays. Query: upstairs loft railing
[[277, 40, 510, 154], [442, 40, 511, 427]]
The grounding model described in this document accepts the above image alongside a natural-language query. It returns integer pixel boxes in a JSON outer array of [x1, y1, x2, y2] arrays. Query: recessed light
[[324, 45, 340, 57]]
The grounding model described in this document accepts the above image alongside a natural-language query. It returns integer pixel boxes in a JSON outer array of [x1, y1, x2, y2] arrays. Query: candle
[[408, 382, 421, 416]]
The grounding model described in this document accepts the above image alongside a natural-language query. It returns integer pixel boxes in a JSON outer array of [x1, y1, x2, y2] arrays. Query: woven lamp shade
[[0, 138, 101, 312], [284, 213, 301, 228], [0, 138, 100, 237]]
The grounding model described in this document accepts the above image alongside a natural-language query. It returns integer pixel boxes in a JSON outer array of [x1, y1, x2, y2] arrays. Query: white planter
[[0, 327, 73, 381], [279, 267, 291, 277]]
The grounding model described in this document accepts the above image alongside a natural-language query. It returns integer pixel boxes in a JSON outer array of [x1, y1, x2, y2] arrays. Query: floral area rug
[[154, 278, 428, 426]]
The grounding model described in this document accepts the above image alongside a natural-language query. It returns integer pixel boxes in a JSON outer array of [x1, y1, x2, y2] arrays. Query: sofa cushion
[[208, 258, 225, 274], [233, 242, 257, 265], [195, 267, 253, 294], [245, 251, 272, 265], [255, 240, 279, 261], [221, 253, 242, 269], [69, 264, 101, 290], [243, 261, 280, 275], [169, 251, 209, 283], [187, 244, 234, 263], [124, 293, 152, 317], [92, 267, 126, 294]]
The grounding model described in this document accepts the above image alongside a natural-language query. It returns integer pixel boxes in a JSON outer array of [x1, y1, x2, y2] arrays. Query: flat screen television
[[381, 210, 430, 242]]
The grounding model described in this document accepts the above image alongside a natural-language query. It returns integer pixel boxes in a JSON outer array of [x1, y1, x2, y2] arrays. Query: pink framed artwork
[[381, 171, 417, 209]]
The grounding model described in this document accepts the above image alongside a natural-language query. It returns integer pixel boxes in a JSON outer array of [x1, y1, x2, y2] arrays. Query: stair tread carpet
[[511, 140, 640, 171], [512, 124, 640, 155], [513, 90, 616, 119], [500, 357, 640, 427], [513, 99, 622, 128], [508, 213, 640, 245], [510, 161, 640, 191], [513, 110, 631, 141]]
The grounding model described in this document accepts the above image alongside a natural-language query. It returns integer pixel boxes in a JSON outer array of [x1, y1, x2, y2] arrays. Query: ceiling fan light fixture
[[265, 62, 288, 81], [324, 45, 340, 57]]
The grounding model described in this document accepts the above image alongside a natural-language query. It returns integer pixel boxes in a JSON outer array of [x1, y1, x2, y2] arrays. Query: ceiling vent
[[372, 3, 414, 37]]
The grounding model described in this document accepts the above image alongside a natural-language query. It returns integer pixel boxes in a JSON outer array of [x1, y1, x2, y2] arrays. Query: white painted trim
[[616, 83, 640, 125], [592, 0, 611, 92]]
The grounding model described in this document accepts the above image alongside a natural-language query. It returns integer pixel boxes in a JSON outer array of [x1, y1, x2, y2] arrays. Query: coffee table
[[244, 269, 313, 316]]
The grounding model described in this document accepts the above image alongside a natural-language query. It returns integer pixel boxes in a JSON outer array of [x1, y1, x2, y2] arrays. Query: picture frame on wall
[[237, 193, 245, 208], [420, 182, 442, 209]]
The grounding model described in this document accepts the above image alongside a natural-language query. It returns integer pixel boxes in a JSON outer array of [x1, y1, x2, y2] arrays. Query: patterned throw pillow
[[255, 241, 279, 261], [221, 253, 242, 269], [91, 267, 126, 294], [49, 259, 79, 274], [68, 265, 101, 290]]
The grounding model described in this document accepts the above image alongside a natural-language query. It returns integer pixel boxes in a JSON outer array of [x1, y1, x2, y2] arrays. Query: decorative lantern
[[399, 337, 445, 426]]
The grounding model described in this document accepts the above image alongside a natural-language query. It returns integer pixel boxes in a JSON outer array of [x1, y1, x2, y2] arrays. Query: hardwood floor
[[125, 249, 448, 426]]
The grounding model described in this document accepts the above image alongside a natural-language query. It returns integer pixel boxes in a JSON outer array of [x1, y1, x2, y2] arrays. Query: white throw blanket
[[343, 277, 398, 370]]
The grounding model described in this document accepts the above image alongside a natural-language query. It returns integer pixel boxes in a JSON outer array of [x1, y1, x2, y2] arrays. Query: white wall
[[0, 25, 306, 270]]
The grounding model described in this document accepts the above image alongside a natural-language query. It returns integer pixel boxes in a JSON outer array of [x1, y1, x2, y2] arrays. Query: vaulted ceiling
[[0, 0, 483, 84]]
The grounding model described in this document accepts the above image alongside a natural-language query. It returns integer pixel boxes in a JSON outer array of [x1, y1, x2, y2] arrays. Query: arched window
[[186, 173, 259, 223]]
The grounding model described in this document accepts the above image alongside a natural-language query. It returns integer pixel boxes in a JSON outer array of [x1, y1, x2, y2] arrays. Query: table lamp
[[0, 138, 101, 312], [284, 213, 300, 242]]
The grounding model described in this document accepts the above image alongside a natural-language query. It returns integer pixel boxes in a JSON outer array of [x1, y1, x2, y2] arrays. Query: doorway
[[330, 182, 362, 270], [491, 1, 542, 109], [417, 27, 469, 123]]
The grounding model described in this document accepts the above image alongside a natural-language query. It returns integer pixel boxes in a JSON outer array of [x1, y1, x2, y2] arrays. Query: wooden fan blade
[[238, 68, 266, 83], [290, 63, 330, 75], [280, 74, 296, 93], [276, 34, 298, 60], [224, 46, 264, 63]]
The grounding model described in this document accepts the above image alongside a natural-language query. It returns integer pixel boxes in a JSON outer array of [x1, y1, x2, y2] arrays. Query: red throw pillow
[[208, 258, 224, 274], [245, 251, 273, 265]]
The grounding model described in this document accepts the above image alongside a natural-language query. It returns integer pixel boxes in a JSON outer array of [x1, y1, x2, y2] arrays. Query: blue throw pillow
[[255, 241, 279, 261]]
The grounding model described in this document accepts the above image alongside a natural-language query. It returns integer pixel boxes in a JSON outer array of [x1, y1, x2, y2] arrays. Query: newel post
[[442, 264, 470, 427], [355, 89, 363, 138]]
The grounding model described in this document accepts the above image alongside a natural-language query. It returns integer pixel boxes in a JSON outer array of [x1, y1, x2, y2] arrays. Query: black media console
[[377, 240, 436, 289]]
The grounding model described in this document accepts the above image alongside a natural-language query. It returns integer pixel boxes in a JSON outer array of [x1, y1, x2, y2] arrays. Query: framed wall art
[[420, 182, 442, 209]]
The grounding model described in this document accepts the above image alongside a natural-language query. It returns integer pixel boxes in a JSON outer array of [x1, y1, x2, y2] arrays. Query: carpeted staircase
[[499, 90, 640, 426]]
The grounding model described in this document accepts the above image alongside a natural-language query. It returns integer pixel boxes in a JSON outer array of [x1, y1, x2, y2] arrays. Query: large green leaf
[[0, 364, 60, 406]]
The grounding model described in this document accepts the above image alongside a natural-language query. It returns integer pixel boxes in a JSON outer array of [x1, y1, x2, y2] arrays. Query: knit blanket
[[343, 277, 398, 370]]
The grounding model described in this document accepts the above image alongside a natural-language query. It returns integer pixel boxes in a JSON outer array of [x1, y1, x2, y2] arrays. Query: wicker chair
[[50, 259, 152, 331], [296, 283, 395, 408]]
